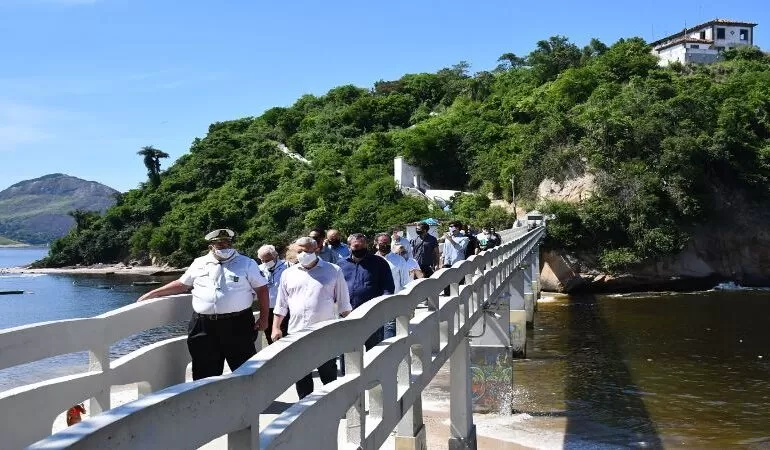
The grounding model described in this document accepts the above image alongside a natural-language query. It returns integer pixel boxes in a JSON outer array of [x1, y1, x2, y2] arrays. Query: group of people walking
[[136, 221, 501, 399]]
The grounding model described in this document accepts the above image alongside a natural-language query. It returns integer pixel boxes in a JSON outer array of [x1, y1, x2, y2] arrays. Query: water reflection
[[564, 294, 662, 448], [512, 291, 770, 448]]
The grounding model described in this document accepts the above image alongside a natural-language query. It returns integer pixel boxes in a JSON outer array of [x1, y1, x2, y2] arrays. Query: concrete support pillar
[[448, 338, 477, 450], [508, 271, 526, 358], [522, 262, 534, 329]]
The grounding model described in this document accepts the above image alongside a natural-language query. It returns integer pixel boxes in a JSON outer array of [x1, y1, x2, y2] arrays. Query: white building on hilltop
[[651, 18, 758, 65]]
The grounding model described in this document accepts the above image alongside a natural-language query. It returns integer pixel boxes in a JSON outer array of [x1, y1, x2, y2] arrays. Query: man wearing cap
[[137, 228, 269, 380]]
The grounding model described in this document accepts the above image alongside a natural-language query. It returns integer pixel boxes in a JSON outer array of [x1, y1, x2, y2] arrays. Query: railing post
[[88, 344, 110, 414], [345, 348, 365, 446], [448, 337, 477, 450], [228, 425, 258, 450]]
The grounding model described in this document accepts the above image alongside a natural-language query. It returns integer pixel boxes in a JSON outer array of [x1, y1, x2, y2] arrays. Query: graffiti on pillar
[[470, 353, 513, 413]]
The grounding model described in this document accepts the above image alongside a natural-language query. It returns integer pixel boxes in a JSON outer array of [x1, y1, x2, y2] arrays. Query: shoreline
[[1, 264, 186, 276]]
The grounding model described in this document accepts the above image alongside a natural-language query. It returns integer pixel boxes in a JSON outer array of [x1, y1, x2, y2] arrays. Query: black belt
[[193, 308, 252, 321]]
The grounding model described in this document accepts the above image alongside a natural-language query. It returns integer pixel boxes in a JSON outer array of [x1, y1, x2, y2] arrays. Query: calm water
[[0, 247, 184, 390], [513, 291, 770, 448]]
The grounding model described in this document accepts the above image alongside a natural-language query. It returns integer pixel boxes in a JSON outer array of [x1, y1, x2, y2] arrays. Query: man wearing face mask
[[272, 236, 352, 399], [325, 229, 350, 261], [410, 222, 439, 277], [390, 225, 412, 259], [257, 244, 290, 344], [137, 228, 269, 380], [338, 233, 395, 349], [442, 221, 469, 268]]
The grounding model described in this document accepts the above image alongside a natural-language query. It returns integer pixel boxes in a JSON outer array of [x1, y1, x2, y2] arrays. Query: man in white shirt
[[375, 233, 410, 340], [257, 244, 290, 344], [272, 236, 352, 399], [394, 244, 424, 279], [137, 228, 269, 380]]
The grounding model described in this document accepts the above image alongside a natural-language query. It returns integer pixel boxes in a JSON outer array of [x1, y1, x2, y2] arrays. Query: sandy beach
[[1, 264, 186, 276]]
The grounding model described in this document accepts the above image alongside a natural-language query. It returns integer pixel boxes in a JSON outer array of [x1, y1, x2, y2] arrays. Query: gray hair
[[375, 232, 390, 243], [295, 236, 318, 250], [257, 244, 278, 259], [347, 233, 367, 245]]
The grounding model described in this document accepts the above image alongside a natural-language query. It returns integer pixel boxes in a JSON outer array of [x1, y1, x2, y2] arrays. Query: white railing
[[0, 294, 198, 450], [24, 227, 544, 450]]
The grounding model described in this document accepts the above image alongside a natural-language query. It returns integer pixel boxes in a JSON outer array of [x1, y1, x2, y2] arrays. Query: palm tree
[[137, 146, 169, 187]]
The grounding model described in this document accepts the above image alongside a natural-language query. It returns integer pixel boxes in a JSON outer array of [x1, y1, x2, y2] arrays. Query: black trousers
[[420, 265, 434, 278], [296, 358, 338, 399], [264, 308, 289, 345], [187, 309, 257, 381]]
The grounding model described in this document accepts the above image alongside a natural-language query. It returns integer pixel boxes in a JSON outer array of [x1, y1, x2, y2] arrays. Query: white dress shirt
[[274, 259, 352, 334], [179, 252, 267, 314]]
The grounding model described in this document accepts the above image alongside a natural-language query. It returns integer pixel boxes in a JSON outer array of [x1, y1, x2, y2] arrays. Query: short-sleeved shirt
[[274, 259, 352, 334], [258, 259, 289, 308], [411, 233, 439, 269], [442, 235, 469, 266], [380, 252, 411, 292], [179, 252, 267, 314], [404, 257, 421, 275]]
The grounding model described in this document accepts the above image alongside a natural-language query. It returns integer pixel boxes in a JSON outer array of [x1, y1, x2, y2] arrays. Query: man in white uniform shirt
[[375, 233, 410, 340], [272, 236, 352, 399], [257, 244, 290, 344], [137, 229, 269, 380]]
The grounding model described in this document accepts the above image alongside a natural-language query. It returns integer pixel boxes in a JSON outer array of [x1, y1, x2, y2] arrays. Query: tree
[[137, 146, 170, 187], [496, 52, 526, 70], [527, 36, 583, 83]]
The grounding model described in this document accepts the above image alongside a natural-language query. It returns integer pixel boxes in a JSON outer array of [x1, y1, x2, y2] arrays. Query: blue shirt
[[338, 254, 395, 309]]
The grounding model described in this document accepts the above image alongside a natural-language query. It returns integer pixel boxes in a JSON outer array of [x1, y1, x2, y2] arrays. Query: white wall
[[394, 156, 431, 191], [657, 45, 687, 65]]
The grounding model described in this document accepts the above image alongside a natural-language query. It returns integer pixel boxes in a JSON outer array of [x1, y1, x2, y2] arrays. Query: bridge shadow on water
[[562, 294, 663, 449]]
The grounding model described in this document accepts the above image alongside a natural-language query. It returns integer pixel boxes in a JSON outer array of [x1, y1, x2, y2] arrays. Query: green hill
[[0, 236, 23, 246], [38, 38, 770, 284], [0, 174, 119, 244]]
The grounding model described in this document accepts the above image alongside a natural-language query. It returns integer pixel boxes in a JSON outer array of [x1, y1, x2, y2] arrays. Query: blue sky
[[1, 0, 767, 192]]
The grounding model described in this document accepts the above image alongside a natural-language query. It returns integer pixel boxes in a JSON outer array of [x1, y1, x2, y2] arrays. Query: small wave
[[710, 281, 770, 292], [0, 273, 48, 279]]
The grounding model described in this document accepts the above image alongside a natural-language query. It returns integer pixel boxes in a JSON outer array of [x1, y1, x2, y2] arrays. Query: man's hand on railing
[[136, 280, 191, 302], [271, 329, 283, 342]]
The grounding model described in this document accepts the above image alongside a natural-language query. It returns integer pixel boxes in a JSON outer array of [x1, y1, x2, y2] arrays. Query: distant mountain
[[0, 174, 119, 244]]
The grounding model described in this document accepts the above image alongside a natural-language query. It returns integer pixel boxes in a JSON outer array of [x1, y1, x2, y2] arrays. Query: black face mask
[[351, 248, 367, 258], [377, 243, 390, 253], [329, 239, 340, 246], [417, 230, 424, 235]]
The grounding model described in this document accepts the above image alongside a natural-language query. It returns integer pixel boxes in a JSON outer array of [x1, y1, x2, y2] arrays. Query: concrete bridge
[[0, 226, 545, 450]]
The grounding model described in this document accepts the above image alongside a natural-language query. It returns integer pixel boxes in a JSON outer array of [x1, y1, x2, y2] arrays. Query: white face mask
[[296, 251, 318, 267], [213, 247, 235, 260], [263, 259, 276, 269]]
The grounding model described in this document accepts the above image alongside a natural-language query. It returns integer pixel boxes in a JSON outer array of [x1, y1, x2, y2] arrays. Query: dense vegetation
[[37, 37, 770, 271]]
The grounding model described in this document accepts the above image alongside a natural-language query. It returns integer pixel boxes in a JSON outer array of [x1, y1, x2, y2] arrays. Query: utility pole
[[511, 174, 517, 220]]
